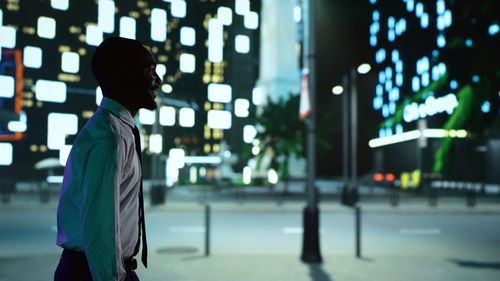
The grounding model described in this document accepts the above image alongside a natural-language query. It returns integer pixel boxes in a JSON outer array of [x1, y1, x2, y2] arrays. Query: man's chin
[[142, 99, 158, 110]]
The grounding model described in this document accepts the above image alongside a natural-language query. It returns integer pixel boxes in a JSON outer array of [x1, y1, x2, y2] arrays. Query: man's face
[[130, 48, 162, 111]]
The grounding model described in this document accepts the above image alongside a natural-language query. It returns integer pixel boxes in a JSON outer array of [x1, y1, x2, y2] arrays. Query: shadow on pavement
[[307, 263, 334, 281], [450, 259, 500, 270]]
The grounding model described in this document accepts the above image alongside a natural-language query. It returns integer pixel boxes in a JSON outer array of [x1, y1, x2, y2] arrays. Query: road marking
[[169, 226, 205, 233], [282, 227, 325, 234], [399, 228, 441, 235]]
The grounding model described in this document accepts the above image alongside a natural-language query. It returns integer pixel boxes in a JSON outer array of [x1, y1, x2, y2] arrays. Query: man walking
[[55, 37, 162, 281]]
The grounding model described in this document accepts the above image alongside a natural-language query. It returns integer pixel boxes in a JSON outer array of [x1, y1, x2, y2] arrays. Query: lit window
[[208, 83, 232, 103], [244, 11, 259, 30], [86, 25, 103, 46], [235, 35, 250, 54], [0, 75, 15, 98], [98, 0, 115, 33], [0, 143, 13, 166], [243, 125, 257, 143], [294, 6, 302, 23], [171, 0, 187, 18], [119, 16, 136, 39], [159, 106, 175, 126], [0, 7, 3, 25], [151, 8, 167, 42], [208, 19, 223, 63], [61, 52, 79, 73], [180, 53, 195, 73], [180, 27, 196, 46], [0, 26, 16, 48], [51, 0, 69, 11], [47, 113, 78, 150], [207, 110, 231, 129], [149, 134, 163, 154], [23, 46, 42, 68], [169, 148, 185, 168], [217, 6, 232, 25], [235, 0, 250, 15], [235, 99, 250, 117], [139, 109, 155, 125], [37, 16, 56, 39], [36, 80, 66, 103], [179, 108, 195, 127]]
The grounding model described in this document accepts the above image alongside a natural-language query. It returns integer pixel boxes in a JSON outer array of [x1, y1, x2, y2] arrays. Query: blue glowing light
[[421, 13, 429, 28], [373, 96, 383, 110], [432, 50, 439, 57], [370, 35, 377, 47], [385, 126, 393, 136], [395, 18, 407, 35], [437, 16, 445, 31], [376, 48, 386, 63], [392, 49, 400, 63], [444, 10, 452, 27], [373, 10, 380, 21], [450, 80, 458, 89], [437, 34, 446, 48], [376, 85, 383, 96], [396, 73, 403, 86], [370, 0, 377, 5], [379, 71, 386, 84], [396, 61, 403, 73], [481, 101, 491, 113], [412, 76, 420, 92], [421, 72, 430, 87], [396, 124, 403, 134], [389, 102, 396, 115], [385, 67, 393, 79], [415, 2, 424, 17], [379, 128, 386, 138], [488, 24, 499, 36], [436, 0, 445, 15], [389, 87, 400, 101], [382, 105, 389, 118], [465, 39, 473, 47], [406, 0, 414, 12], [388, 17, 395, 29], [385, 80, 393, 92], [472, 75, 480, 83], [388, 30, 395, 42]]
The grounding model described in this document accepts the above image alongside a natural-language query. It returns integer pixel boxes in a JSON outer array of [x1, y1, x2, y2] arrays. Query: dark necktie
[[131, 125, 148, 268]]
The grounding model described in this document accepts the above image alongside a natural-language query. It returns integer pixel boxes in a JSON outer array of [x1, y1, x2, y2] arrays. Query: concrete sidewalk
[[1, 252, 499, 281]]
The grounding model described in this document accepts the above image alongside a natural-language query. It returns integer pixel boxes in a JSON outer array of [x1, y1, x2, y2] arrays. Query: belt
[[63, 249, 137, 272]]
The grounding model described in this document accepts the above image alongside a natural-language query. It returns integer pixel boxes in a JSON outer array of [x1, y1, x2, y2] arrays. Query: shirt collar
[[98, 97, 136, 128]]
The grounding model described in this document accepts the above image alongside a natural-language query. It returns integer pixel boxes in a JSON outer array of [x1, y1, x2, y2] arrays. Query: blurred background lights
[[171, 0, 187, 18], [235, 34, 250, 53], [23, 46, 42, 68], [242, 166, 252, 185], [208, 18, 223, 63], [217, 6, 232, 26], [179, 107, 195, 127], [293, 5, 302, 23], [357, 63, 371, 74], [235, 0, 250, 16], [35, 80, 67, 103], [47, 113, 78, 150], [179, 53, 196, 73], [252, 87, 263, 105], [161, 84, 173, 93], [51, 0, 69, 11], [0, 26, 16, 48], [86, 25, 103, 46], [139, 109, 155, 125], [481, 101, 491, 113], [0, 75, 15, 98], [61, 52, 80, 73], [155, 64, 167, 80], [149, 134, 163, 154], [119, 16, 136, 39], [207, 110, 232, 129], [97, 0, 115, 33], [168, 148, 185, 169], [180, 26, 196, 46], [234, 98, 250, 117], [243, 125, 257, 143], [0, 143, 13, 166], [37, 16, 56, 39], [331, 85, 343, 95], [159, 106, 176, 126], [267, 169, 278, 185], [489, 23, 499, 36], [208, 83, 232, 103], [151, 8, 167, 42], [244, 11, 259, 30]]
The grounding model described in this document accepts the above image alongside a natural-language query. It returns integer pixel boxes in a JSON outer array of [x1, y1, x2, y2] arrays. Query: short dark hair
[[91, 36, 146, 95]]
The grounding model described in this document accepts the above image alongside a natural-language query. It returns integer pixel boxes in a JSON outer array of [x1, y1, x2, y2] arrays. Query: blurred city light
[[331, 85, 344, 95], [268, 169, 278, 184]]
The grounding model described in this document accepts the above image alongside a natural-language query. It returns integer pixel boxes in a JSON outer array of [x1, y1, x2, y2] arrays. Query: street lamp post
[[301, 0, 322, 263]]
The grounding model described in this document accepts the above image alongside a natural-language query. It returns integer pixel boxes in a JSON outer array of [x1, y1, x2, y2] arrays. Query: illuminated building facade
[[0, 0, 261, 184], [367, 0, 500, 184]]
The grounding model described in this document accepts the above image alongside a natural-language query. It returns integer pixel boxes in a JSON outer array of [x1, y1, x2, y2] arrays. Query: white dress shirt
[[57, 97, 141, 281]]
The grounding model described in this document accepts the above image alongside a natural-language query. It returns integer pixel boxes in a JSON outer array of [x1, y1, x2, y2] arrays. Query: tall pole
[[301, 0, 322, 263], [342, 74, 350, 195], [350, 69, 358, 195]]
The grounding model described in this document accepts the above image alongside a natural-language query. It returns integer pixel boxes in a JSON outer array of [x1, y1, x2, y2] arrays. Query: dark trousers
[[54, 249, 139, 281]]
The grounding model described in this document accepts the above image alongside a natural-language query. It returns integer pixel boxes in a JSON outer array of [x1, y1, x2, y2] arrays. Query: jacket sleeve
[[80, 139, 126, 281]]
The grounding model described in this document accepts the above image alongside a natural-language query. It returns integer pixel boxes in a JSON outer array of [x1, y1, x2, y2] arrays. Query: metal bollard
[[355, 204, 361, 258], [205, 204, 211, 256]]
